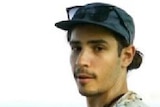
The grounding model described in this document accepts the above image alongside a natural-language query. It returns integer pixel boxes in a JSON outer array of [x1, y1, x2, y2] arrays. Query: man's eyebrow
[[69, 40, 81, 45], [69, 39, 108, 45], [87, 40, 108, 45]]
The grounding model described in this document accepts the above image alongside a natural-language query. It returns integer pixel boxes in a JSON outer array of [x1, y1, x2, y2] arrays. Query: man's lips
[[76, 73, 94, 79], [75, 73, 95, 84]]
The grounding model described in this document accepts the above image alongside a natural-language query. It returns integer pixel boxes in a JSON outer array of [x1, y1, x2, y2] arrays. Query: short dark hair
[[67, 28, 143, 71]]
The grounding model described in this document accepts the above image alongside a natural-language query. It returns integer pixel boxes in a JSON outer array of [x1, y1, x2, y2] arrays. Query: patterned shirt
[[112, 91, 149, 107]]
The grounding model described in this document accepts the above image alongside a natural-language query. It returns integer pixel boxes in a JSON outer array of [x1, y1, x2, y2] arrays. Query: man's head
[[55, 2, 142, 71], [55, 2, 143, 96]]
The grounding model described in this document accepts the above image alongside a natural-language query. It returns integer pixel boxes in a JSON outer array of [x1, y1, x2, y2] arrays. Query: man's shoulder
[[114, 91, 149, 107]]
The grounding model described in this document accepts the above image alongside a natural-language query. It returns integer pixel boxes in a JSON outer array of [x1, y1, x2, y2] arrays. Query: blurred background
[[0, 0, 159, 107]]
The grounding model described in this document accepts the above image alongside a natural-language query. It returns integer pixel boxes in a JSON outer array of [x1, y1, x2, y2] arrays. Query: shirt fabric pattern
[[112, 91, 149, 107]]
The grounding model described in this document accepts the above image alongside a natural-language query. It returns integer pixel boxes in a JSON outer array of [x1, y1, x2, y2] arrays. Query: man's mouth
[[76, 74, 93, 78], [75, 73, 95, 84]]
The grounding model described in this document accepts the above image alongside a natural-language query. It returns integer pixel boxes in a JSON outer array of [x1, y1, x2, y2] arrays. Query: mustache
[[74, 67, 96, 78]]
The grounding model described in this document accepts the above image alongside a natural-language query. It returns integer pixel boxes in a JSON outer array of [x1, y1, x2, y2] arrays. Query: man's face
[[69, 25, 126, 97]]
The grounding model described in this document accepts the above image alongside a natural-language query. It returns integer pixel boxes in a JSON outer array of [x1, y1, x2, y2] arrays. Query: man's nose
[[76, 49, 91, 67]]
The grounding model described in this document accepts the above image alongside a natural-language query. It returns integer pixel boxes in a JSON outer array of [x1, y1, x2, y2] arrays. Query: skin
[[69, 25, 135, 107]]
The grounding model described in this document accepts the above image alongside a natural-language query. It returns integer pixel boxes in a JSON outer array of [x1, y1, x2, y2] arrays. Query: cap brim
[[55, 19, 112, 31]]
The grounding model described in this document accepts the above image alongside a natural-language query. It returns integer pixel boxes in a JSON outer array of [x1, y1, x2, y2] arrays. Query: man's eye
[[94, 46, 105, 52], [71, 46, 81, 52]]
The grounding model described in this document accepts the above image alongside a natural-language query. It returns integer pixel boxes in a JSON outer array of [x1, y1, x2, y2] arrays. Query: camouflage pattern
[[113, 91, 149, 107]]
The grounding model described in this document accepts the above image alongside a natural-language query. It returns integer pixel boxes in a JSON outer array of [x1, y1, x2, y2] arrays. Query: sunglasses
[[66, 5, 131, 42]]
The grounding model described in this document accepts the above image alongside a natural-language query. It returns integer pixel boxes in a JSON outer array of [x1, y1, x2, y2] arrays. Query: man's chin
[[79, 89, 99, 97]]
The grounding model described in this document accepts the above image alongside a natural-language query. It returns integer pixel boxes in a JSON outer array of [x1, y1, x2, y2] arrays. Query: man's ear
[[120, 45, 136, 68]]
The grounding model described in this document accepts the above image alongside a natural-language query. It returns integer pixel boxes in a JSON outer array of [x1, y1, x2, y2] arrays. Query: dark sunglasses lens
[[91, 6, 114, 21], [67, 7, 80, 20], [67, 6, 114, 22]]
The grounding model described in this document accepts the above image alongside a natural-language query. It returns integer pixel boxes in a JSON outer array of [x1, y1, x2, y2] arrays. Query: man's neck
[[86, 75, 128, 107]]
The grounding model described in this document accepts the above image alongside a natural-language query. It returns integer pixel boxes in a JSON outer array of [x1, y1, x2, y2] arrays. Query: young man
[[55, 2, 149, 107]]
